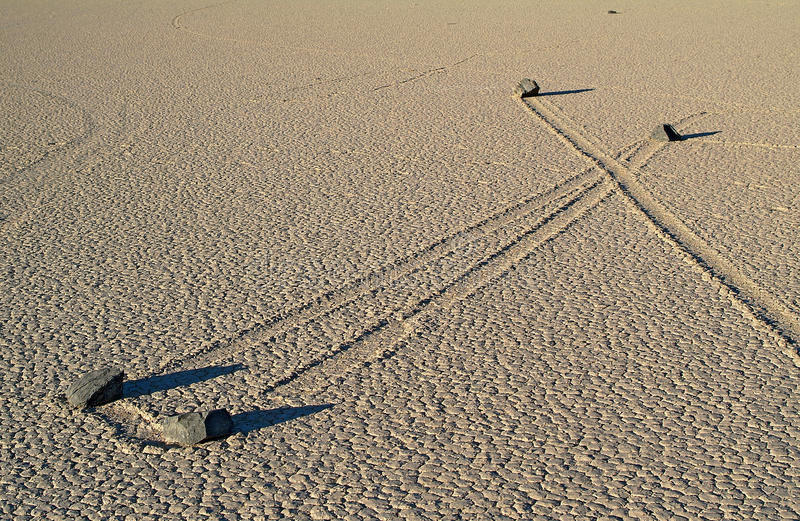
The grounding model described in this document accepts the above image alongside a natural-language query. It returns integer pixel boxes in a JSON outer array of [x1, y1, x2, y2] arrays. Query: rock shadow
[[123, 364, 246, 399], [538, 88, 594, 97], [232, 404, 334, 434], [681, 130, 721, 140]]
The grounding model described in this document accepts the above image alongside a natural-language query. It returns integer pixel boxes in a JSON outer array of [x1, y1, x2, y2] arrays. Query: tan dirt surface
[[2, 1, 798, 519]]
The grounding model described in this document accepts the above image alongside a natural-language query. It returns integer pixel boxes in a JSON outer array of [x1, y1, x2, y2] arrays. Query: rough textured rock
[[651, 123, 682, 142], [162, 409, 233, 446], [513, 78, 540, 98], [65, 367, 124, 409]]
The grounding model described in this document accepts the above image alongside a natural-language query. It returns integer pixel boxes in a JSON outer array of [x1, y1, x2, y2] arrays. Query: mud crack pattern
[[2, 1, 799, 520]]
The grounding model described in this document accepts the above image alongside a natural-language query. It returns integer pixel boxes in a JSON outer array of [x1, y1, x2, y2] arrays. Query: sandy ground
[[1, 1, 799, 519]]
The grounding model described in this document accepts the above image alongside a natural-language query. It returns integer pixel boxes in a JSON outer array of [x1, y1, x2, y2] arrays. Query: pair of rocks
[[512, 77, 682, 143], [65, 367, 232, 446]]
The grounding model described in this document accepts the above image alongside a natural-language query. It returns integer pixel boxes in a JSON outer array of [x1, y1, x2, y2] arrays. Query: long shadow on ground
[[123, 364, 246, 399], [232, 404, 334, 434], [681, 130, 721, 140], [538, 88, 594, 96]]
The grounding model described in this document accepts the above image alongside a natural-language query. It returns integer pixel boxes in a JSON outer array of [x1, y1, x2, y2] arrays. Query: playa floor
[[2, 1, 799, 519]]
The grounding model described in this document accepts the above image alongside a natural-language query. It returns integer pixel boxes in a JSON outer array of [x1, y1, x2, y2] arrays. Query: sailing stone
[[65, 367, 124, 409], [513, 78, 540, 98], [651, 123, 683, 142], [162, 409, 233, 446]]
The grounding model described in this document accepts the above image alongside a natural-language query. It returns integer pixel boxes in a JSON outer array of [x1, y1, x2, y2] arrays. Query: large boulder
[[162, 409, 233, 446], [513, 78, 540, 98], [65, 367, 124, 409], [651, 123, 682, 142]]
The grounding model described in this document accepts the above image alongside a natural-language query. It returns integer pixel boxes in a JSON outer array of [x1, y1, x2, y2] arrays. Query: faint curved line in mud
[[601, 85, 800, 116], [691, 139, 800, 151], [171, 3, 482, 97], [0, 82, 97, 236], [278, 71, 374, 96], [171, 1, 483, 71], [521, 95, 800, 357], [171, 0, 237, 30], [170, 0, 366, 58], [276, 54, 482, 102], [1, 95, 136, 238], [0, 82, 96, 185], [372, 54, 481, 92]]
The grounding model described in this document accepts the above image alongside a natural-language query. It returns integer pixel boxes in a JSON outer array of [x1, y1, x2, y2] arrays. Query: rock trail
[[117, 112, 708, 434], [521, 95, 800, 356], [158, 161, 604, 373]]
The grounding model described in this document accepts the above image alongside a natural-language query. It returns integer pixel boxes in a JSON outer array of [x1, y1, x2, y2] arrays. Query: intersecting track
[[103, 105, 719, 441], [158, 164, 605, 372], [152, 119, 694, 396], [258, 114, 717, 399], [155, 137, 672, 375], [267, 179, 614, 398], [105, 166, 603, 440], [160, 156, 642, 376], [521, 95, 800, 357], [117, 177, 615, 436]]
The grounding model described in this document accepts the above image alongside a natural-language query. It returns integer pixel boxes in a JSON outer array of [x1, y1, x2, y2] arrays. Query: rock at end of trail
[[65, 367, 124, 409], [650, 123, 683, 142], [513, 78, 540, 98], [162, 409, 233, 446], [608, 10, 620, 14]]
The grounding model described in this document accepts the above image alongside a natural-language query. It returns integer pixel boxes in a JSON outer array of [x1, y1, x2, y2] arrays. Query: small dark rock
[[651, 123, 683, 142], [65, 367, 124, 409], [162, 409, 233, 446], [513, 78, 540, 98], [608, 10, 619, 14]]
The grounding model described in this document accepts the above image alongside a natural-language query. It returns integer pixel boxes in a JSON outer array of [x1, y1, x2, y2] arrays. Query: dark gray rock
[[513, 78, 540, 98], [651, 123, 683, 142], [65, 367, 124, 409], [608, 10, 619, 14], [162, 409, 233, 446]]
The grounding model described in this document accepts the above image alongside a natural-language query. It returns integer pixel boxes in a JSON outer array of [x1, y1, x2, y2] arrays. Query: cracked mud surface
[[2, 1, 799, 519]]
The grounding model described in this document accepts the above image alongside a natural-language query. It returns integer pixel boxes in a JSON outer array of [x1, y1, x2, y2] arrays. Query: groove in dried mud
[[161, 163, 606, 372], [521, 96, 800, 355], [268, 180, 615, 398]]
